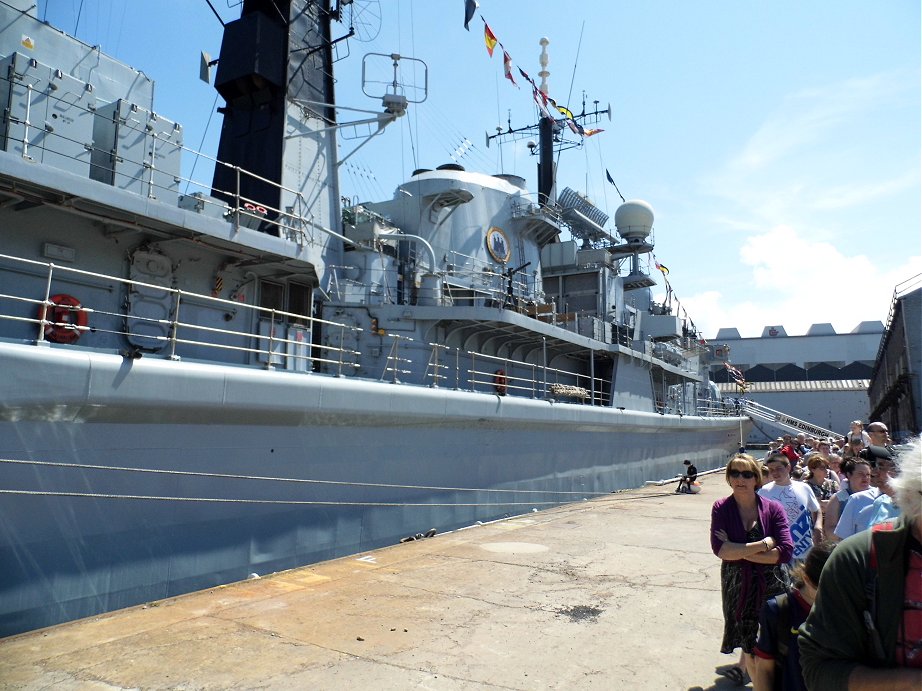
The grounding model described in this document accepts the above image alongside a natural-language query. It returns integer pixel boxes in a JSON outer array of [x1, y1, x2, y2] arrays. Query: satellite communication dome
[[614, 200, 654, 242]]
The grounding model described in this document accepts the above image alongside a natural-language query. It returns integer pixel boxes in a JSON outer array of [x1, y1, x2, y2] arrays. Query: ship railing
[[400, 339, 597, 402], [468, 351, 542, 399], [695, 400, 743, 417], [368, 334, 579, 401], [380, 333, 414, 383], [442, 250, 533, 305], [2, 253, 727, 414], [0, 253, 362, 376], [508, 195, 564, 224], [425, 343, 453, 389], [467, 351, 607, 405]]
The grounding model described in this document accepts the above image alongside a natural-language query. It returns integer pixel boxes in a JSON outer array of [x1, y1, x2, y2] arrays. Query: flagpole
[[537, 38, 556, 205]]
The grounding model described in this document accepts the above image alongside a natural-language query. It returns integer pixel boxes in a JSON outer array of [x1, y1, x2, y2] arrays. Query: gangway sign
[[738, 399, 838, 440]]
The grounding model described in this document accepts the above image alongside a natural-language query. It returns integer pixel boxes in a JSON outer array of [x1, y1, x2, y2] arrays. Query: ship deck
[[0, 475, 744, 690]]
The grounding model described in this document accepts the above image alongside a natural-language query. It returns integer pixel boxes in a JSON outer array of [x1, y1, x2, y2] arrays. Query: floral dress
[[720, 524, 790, 654], [806, 477, 839, 501]]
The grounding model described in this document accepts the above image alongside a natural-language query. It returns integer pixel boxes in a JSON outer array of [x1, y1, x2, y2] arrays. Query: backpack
[[773, 593, 792, 690], [862, 523, 891, 663]]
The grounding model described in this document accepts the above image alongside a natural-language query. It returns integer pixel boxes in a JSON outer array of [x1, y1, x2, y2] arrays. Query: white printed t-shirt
[[758, 480, 821, 562]]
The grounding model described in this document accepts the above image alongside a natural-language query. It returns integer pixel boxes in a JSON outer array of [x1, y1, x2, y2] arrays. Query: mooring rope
[[0, 488, 568, 507], [0, 457, 611, 498]]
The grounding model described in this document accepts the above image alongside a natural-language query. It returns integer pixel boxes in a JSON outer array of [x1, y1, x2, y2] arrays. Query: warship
[[0, 0, 748, 636]]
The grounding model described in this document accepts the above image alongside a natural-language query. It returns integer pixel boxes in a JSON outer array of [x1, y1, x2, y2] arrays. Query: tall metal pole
[[537, 38, 555, 206]]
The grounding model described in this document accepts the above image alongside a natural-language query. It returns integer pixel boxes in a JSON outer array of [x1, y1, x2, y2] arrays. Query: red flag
[[583, 128, 604, 137], [484, 23, 498, 57], [532, 86, 554, 120], [503, 51, 517, 86], [518, 66, 535, 87]]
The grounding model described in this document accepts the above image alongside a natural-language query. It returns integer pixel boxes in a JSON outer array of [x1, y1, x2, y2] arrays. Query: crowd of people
[[708, 422, 921, 690]]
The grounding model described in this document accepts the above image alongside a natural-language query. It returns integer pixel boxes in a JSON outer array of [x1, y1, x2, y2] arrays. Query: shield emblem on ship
[[486, 226, 511, 263]]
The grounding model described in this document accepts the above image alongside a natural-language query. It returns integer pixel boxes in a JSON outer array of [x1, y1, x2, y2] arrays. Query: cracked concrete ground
[[0, 477, 747, 690]]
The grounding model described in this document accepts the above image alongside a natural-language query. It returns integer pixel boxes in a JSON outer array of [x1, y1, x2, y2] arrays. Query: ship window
[[258, 280, 311, 324], [259, 281, 285, 311], [288, 283, 311, 324]]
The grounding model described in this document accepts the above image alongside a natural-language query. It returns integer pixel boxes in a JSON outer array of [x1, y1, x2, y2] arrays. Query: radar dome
[[615, 200, 654, 242]]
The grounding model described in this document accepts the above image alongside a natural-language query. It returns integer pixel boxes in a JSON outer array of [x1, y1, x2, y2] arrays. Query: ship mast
[[537, 38, 555, 206], [486, 37, 609, 210]]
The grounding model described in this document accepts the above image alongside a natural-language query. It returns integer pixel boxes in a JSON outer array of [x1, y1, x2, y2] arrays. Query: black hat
[[859, 445, 893, 465]]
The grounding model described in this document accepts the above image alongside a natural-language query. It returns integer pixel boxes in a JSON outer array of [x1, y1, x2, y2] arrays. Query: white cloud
[[677, 67, 921, 339], [684, 224, 922, 338]]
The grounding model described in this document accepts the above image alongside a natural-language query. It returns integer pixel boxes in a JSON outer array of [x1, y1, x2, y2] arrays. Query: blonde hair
[[725, 453, 765, 489]]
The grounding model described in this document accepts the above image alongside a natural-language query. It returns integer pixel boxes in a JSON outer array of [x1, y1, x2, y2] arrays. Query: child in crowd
[[751, 542, 837, 691]]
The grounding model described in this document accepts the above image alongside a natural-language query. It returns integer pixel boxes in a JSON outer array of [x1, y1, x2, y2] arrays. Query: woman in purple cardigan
[[711, 453, 793, 685]]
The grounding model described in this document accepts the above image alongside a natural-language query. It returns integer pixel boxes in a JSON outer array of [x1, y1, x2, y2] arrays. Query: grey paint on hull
[[0, 343, 747, 636]]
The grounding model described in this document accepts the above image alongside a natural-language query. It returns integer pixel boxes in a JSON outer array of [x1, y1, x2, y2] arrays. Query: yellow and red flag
[[484, 22, 498, 57]]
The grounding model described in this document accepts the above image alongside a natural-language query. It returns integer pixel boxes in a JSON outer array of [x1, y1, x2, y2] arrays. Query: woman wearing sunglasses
[[711, 453, 794, 685]]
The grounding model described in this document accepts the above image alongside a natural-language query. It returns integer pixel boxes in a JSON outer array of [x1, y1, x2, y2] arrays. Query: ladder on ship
[[738, 399, 838, 439]]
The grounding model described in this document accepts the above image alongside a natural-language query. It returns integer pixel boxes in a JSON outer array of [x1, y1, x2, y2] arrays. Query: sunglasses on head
[[728, 469, 756, 479]]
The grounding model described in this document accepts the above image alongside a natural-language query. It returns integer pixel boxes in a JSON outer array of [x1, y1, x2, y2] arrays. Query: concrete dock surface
[[1, 475, 749, 690]]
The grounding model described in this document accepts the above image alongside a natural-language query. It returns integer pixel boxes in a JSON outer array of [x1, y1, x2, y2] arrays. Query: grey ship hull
[[0, 342, 746, 636], [0, 0, 751, 638]]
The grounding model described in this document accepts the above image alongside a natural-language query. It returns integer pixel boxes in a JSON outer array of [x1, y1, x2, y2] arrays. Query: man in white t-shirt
[[758, 453, 822, 563]]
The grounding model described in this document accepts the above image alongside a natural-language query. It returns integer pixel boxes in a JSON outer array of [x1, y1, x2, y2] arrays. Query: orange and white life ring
[[41, 294, 88, 344], [493, 368, 508, 396]]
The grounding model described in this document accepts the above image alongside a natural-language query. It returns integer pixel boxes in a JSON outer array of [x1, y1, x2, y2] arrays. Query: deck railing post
[[542, 337, 548, 399], [590, 349, 595, 406], [337, 324, 345, 376], [36, 263, 54, 344], [234, 166, 241, 232], [266, 309, 277, 370], [454, 348, 460, 390], [21, 84, 33, 160], [168, 290, 182, 360]]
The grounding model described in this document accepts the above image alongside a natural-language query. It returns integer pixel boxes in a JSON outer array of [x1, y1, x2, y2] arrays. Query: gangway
[[738, 399, 838, 440]]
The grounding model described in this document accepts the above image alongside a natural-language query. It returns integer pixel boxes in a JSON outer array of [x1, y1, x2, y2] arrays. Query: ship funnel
[[615, 200, 654, 244]]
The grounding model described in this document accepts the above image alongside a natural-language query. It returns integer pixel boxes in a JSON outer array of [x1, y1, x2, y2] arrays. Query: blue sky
[[41, 1, 920, 339]]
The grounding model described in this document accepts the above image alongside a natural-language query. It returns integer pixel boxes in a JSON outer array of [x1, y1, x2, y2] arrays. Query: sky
[[39, 0, 921, 340]]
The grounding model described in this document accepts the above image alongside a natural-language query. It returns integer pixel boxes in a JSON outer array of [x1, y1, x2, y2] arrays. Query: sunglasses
[[728, 469, 757, 479]]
